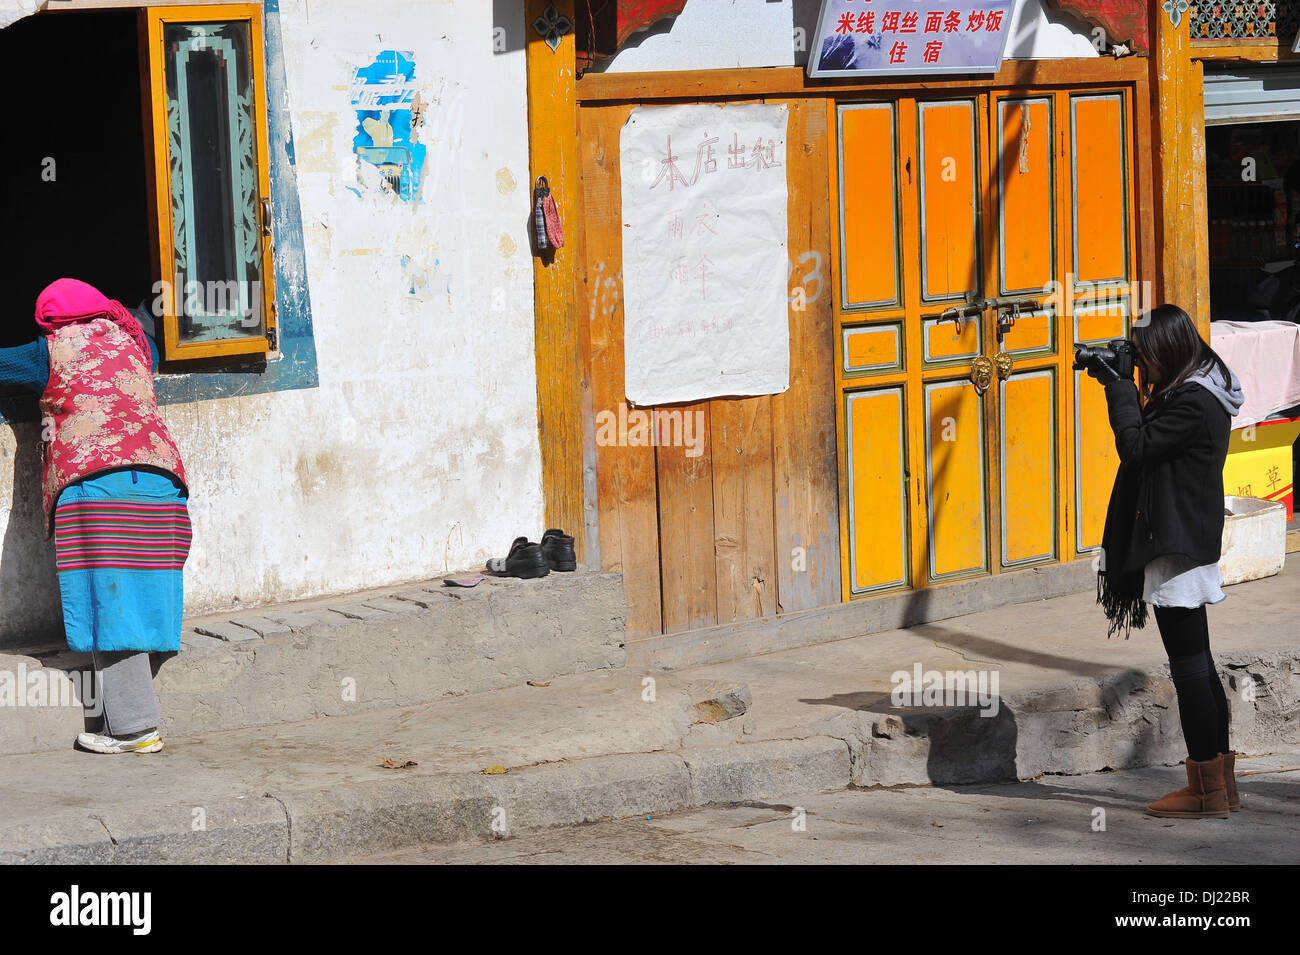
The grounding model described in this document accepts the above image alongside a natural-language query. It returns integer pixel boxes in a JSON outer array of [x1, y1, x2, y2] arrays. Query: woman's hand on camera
[[1084, 352, 1123, 384]]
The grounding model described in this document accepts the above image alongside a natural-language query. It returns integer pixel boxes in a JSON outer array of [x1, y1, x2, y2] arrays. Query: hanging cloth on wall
[[533, 176, 565, 252]]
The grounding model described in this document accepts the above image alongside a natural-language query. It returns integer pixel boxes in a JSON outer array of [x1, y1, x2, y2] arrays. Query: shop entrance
[[833, 88, 1139, 596], [1199, 73, 1300, 519]]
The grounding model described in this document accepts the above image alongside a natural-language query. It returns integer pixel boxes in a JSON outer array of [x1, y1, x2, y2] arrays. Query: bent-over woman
[[0, 278, 190, 754]]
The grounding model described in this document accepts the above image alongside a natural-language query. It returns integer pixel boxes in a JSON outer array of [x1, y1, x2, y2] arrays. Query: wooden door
[[577, 99, 842, 641], [833, 86, 1138, 597]]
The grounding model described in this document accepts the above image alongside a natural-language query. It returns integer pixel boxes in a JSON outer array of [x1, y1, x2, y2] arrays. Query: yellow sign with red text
[[1224, 419, 1300, 521]]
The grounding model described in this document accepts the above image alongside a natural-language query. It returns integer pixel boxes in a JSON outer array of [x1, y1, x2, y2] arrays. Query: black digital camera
[[1072, 337, 1136, 373]]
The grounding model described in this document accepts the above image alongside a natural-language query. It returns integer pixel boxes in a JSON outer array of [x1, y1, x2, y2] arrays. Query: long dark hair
[[1131, 304, 1232, 403]]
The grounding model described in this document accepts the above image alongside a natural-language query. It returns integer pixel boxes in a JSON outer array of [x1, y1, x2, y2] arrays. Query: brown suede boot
[[1222, 751, 1240, 812], [1146, 755, 1230, 819]]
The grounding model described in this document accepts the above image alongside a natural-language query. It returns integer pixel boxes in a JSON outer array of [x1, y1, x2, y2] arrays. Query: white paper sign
[[620, 103, 790, 406]]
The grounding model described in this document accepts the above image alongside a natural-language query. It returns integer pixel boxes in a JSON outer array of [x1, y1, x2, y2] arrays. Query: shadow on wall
[[0, 415, 63, 653]]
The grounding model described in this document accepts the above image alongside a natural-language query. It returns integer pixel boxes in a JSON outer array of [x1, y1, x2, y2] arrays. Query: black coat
[[1101, 378, 1232, 572]]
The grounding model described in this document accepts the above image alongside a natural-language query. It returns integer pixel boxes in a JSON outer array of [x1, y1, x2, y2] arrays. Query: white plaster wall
[[592, 0, 1098, 73], [0, 0, 39, 32], [1005, 0, 1100, 57], [0, 0, 544, 645]]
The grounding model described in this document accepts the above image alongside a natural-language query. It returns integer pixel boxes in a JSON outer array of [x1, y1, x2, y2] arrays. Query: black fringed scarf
[[1096, 457, 1149, 639]]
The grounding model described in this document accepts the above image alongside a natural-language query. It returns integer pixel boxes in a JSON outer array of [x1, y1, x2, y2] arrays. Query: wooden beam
[[578, 103, 664, 639], [1149, 5, 1210, 337], [525, 0, 587, 556], [577, 58, 1148, 104], [42, 0, 232, 10], [771, 97, 841, 613], [1189, 57, 1210, 333], [1132, 59, 1156, 325], [1191, 41, 1299, 62]]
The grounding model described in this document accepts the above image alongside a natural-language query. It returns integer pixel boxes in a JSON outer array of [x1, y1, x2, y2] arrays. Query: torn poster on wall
[[350, 50, 428, 202], [619, 103, 790, 406]]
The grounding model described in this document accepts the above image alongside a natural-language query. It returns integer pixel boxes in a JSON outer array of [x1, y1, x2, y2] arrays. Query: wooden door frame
[[529, 9, 1154, 603]]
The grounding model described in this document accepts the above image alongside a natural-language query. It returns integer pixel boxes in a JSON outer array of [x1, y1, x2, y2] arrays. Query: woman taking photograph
[[1082, 303, 1244, 820], [0, 278, 190, 754]]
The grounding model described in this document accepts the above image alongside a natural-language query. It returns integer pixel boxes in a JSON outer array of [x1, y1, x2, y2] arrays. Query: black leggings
[[1153, 605, 1230, 762]]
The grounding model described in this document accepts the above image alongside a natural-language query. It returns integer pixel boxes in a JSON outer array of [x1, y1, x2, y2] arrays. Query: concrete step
[[0, 571, 626, 756]]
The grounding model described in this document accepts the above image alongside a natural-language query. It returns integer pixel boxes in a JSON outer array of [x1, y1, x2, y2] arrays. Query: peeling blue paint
[[400, 255, 433, 299], [351, 51, 427, 203]]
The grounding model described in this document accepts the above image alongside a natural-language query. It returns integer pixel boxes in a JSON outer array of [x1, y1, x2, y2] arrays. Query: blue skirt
[[54, 469, 192, 653]]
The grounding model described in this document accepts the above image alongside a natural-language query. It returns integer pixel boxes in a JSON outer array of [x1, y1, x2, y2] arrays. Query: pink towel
[[34, 278, 152, 365], [1209, 320, 1300, 428]]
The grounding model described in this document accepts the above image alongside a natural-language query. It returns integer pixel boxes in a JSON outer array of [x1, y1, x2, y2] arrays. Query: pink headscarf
[[34, 278, 152, 365]]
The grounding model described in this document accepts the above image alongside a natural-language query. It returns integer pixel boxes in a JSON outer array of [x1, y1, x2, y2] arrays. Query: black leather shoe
[[487, 536, 550, 578], [540, 528, 576, 572]]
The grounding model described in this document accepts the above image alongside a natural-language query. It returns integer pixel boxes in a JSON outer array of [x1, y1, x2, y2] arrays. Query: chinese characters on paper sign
[[620, 104, 791, 406]]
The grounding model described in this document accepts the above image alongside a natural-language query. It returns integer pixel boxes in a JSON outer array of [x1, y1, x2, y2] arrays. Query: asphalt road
[[345, 752, 1300, 865]]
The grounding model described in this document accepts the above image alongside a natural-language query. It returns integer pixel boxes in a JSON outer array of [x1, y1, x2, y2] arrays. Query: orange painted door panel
[[833, 85, 1138, 599], [924, 378, 987, 579], [845, 387, 909, 592], [1001, 369, 1057, 566], [839, 104, 901, 308], [918, 101, 980, 303]]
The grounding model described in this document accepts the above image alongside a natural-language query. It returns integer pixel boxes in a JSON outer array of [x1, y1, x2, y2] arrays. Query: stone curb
[[0, 737, 851, 864], [802, 646, 1300, 787]]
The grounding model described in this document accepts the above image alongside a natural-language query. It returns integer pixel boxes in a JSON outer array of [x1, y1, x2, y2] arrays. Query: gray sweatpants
[[89, 651, 169, 736]]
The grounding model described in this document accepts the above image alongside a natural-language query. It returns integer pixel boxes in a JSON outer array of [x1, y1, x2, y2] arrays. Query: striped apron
[[54, 468, 192, 653]]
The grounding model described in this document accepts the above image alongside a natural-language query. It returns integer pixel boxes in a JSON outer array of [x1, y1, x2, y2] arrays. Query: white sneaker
[[76, 729, 164, 754]]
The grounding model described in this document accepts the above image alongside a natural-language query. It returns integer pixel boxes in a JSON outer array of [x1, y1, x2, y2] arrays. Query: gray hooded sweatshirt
[[1186, 361, 1245, 419]]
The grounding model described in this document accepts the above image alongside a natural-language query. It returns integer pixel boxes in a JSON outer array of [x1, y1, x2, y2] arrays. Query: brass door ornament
[[942, 296, 1040, 395], [994, 350, 1013, 380], [970, 354, 995, 394]]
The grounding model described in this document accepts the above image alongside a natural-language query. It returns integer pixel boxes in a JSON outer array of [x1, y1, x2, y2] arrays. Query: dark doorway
[[0, 11, 153, 346]]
